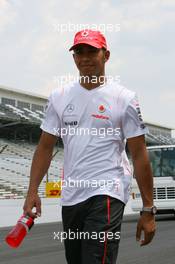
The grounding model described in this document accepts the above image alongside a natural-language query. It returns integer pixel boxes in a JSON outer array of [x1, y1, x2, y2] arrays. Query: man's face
[[72, 44, 110, 77]]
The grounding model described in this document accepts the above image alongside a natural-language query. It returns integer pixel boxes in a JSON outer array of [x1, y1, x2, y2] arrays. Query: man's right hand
[[22, 132, 57, 219], [23, 193, 41, 219]]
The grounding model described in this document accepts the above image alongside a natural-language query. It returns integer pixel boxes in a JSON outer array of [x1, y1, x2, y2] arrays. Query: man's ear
[[104, 50, 110, 62]]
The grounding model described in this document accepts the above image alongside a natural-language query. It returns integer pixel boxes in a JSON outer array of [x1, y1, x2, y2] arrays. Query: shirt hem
[[60, 192, 128, 206], [40, 125, 60, 137], [125, 127, 148, 139]]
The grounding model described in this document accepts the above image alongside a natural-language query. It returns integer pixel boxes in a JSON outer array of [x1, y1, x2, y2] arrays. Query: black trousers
[[62, 195, 125, 264]]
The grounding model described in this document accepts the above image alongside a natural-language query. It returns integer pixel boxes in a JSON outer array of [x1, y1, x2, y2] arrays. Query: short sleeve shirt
[[40, 81, 148, 205]]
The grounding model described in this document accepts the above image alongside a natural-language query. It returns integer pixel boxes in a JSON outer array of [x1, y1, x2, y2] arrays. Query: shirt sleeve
[[121, 94, 149, 139], [40, 95, 61, 137]]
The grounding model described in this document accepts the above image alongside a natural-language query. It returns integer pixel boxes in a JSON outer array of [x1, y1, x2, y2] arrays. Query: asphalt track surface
[[0, 214, 174, 264]]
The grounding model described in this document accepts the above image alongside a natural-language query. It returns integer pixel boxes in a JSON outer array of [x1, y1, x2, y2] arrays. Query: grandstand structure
[[0, 85, 47, 142], [0, 138, 64, 199], [0, 85, 174, 199]]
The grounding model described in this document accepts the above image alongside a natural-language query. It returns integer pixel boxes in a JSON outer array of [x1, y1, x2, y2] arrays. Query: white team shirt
[[40, 81, 148, 206]]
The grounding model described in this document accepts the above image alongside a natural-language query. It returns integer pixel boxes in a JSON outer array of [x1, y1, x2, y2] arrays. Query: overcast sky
[[0, 0, 174, 132]]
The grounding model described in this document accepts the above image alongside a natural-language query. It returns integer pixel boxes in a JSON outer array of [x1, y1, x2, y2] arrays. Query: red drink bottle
[[5, 214, 34, 248]]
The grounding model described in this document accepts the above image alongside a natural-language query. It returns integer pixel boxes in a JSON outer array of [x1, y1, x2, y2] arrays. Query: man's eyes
[[90, 49, 99, 53], [74, 49, 99, 55]]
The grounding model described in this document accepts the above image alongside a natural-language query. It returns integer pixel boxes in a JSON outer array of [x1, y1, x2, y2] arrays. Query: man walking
[[23, 29, 156, 264]]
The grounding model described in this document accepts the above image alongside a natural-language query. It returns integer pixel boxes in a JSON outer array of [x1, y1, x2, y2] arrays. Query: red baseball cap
[[69, 29, 107, 51]]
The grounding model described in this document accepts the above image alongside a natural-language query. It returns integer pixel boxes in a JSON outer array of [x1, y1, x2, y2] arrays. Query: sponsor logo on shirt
[[136, 106, 146, 129], [64, 121, 78, 126], [91, 114, 109, 120], [91, 104, 109, 120], [66, 104, 75, 113], [136, 106, 143, 121], [140, 123, 146, 129], [133, 98, 146, 129], [98, 104, 106, 113]]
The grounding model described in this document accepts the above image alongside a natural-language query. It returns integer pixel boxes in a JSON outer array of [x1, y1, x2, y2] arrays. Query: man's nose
[[80, 52, 91, 61]]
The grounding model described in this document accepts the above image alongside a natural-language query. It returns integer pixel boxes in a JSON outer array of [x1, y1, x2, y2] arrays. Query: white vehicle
[[132, 145, 175, 215]]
